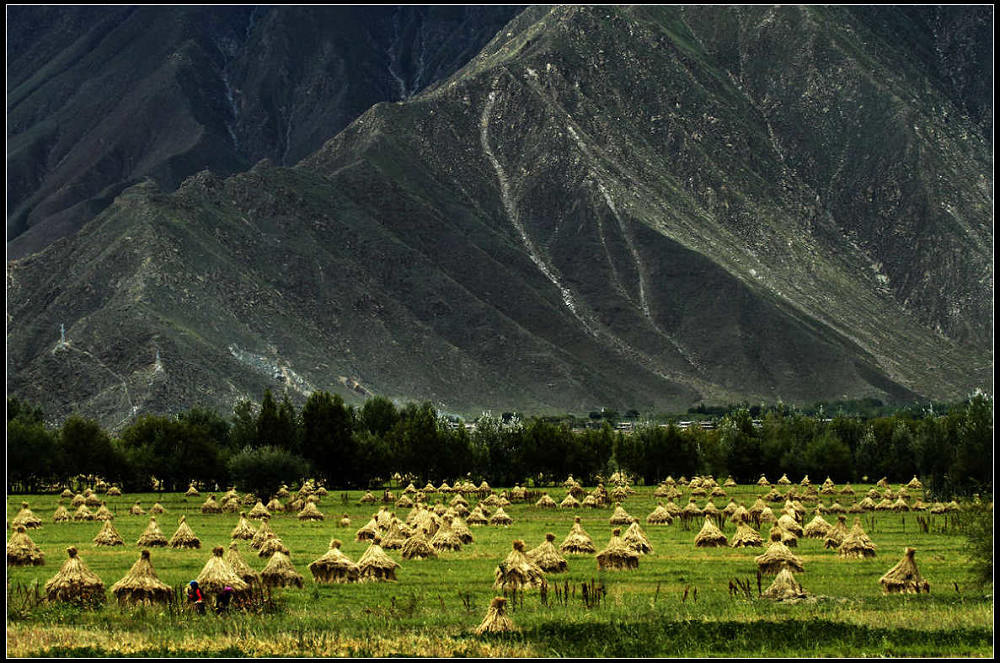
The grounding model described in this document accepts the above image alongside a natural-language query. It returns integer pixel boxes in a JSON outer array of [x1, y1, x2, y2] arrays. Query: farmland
[[6, 483, 993, 657]]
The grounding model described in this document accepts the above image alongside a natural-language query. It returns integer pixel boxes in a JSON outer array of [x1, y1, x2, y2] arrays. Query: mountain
[[6, 5, 992, 428], [6, 5, 520, 259]]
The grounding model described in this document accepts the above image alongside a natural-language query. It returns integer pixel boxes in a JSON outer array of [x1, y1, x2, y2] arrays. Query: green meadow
[[6, 485, 993, 657]]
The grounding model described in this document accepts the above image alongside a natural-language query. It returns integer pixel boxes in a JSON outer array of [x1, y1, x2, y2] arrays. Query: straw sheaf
[[596, 528, 639, 570], [12, 503, 43, 529], [646, 502, 673, 525], [355, 517, 379, 542], [559, 493, 581, 509], [73, 505, 95, 521], [560, 517, 596, 554], [475, 597, 516, 635], [168, 516, 201, 549], [149, 502, 166, 514], [231, 513, 257, 540], [94, 503, 114, 521], [450, 516, 475, 545], [310, 539, 360, 582], [44, 547, 105, 603], [225, 542, 261, 585], [879, 547, 930, 594], [381, 520, 411, 550], [297, 502, 325, 521], [52, 504, 71, 523], [489, 506, 513, 526], [136, 517, 168, 547], [838, 519, 878, 559], [129, 502, 145, 516], [622, 521, 653, 554], [777, 514, 803, 537], [248, 501, 271, 520], [762, 566, 809, 600], [803, 514, 832, 538], [535, 493, 558, 509], [357, 539, 401, 582], [196, 546, 250, 594], [755, 542, 805, 574], [93, 519, 125, 546], [400, 531, 438, 561], [693, 517, 728, 548], [201, 495, 223, 514], [261, 550, 304, 588], [609, 505, 635, 525], [110, 550, 173, 604], [71, 493, 86, 507], [494, 540, 547, 589], [185, 485, 200, 497], [430, 517, 464, 551], [526, 534, 568, 573], [258, 532, 291, 558], [823, 515, 850, 549], [7, 526, 45, 566], [730, 521, 763, 548]]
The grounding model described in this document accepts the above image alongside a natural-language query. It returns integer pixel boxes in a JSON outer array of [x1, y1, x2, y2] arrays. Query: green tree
[[59, 415, 120, 480], [7, 416, 59, 492], [358, 396, 399, 437], [227, 446, 311, 497], [301, 391, 357, 487], [231, 399, 258, 449]]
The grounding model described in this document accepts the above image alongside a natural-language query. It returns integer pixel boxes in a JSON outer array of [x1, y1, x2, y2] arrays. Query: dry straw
[[93, 519, 125, 546], [803, 513, 831, 538], [137, 516, 168, 547], [609, 504, 636, 526], [225, 541, 261, 585], [489, 506, 513, 526], [494, 540, 547, 589], [431, 516, 464, 551], [401, 531, 438, 561], [761, 565, 809, 600], [475, 597, 516, 635], [168, 515, 201, 549], [196, 546, 249, 594], [94, 502, 114, 521], [535, 493, 558, 509], [12, 502, 43, 529], [110, 550, 173, 605], [357, 537, 401, 582], [596, 528, 639, 570], [7, 526, 45, 566], [52, 504, 71, 523], [149, 502, 166, 514], [623, 521, 653, 554], [201, 495, 222, 514], [755, 541, 805, 574], [73, 505, 94, 521], [231, 512, 257, 540], [44, 547, 104, 603], [730, 521, 763, 548], [560, 516, 596, 554], [261, 550, 304, 588], [693, 516, 727, 547], [526, 533, 568, 573], [297, 501, 325, 521], [129, 501, 145, 516], [838, 518, 877, 559], [258, 532, 291, 558], [646, 502, 673, 525], [879, 547, 930, 594], [248, 501, 271, 520]]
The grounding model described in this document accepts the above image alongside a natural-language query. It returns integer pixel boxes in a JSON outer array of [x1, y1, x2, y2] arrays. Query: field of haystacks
[[6, 478, 993, 657]]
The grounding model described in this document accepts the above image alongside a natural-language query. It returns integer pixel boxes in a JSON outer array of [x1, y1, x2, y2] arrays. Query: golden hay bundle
[[375, 507, 395, 531], [223, 487, 240, 502], [400, 531, 438, 561], [823, 515, 849, 549], [225, 541, 261, 585], [840, 483, 855, 495], [258, 532, 291, 558], [276, 485, 291, 499], [149, 502, 166, 514], [663, 475, 677, 486], [250, 518, 274, 550], [722, 500, 739, 518], [559, 493, 581, 509], [261, 550, 304, 588], [439, 481, 453, 493], [110, 550, 173, 605], [510, 485, 527, 502], [911, 500, 928, 512], [730, 505, 751, 524], [596, 528, 640, 571], [800, 475, 811, 486], [475, 597, 516, 635], [129, 501, 145, 516], [422, 482, 437, 493], [201, 495, 223, 514], [231, 513, 257, 540], [482, 493, 501, 508], [757, 475, 770, 487], [579, 494, 599, 509], [560, 517, 596, 554], [622, 521, 653, 554], [13, 502, 43, 529], [430, 516, 464, 551], [381, 520, 409, 550], [758, 506, 777, 525], [702, 501, 721, 519], [73, 505, 95, 521], [694, 517, 728, 547], [777, 473, 791, 485], [248, 501, 271, 520], [763, 487, 784, 503], [646, 502, 673, 525], [762, 566, 809, 600], [359, 491, 377, 505], [266, 497, 284, 513], [768, 524, 785, 544], [242, 492, 259, 506], [451, 516, 475, 544], [891, 497, 910, 512], [495, 540, 547, 589], [310, 539, 361, 581], [106, 486, 122, 497], [730, 521, 763, 548], [298, 502, 325, 521], [535, 493, 558, 509], [185, 484, 200, 497], [44, 547, 104, 603], [710, 486, 728, 498], [489, 506, 513, 526], [526, 533, 568, 573], [724, 476, 737, 488], [169, 516, 201, 549], [135, 516, 168, 547], [357, 538, 401, 583], [60, 488, 74, 499], [609, 504, 636, 525], [339, 513, 352, 528], [874, 498, 894, 511], [879, 547, 930, 594], [777, 514, 803, 537], [654, 483, 672, 498], [906, 476, 923, 490], [803, 514, 832, 538], [395, 495, 415, 509], [71, 493, 86, 507], [610, 485, 631, 502], [755, 541, 805, 574], [222, 497, 241, 513], [52, 504, 71, 523], [450, 493, 470, 508], [85, 493, 102, 508], [94, 502, 114, 521], [7, 526, 45, 566], [196, 546, 250, 594], [355, 517, 379, 542], [838, 518, 877, 559], [93, 519, 125, 546], [876, 477, 889, 488]]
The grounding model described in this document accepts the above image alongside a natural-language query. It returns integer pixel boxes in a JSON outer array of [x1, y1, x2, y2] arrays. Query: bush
[[962, 506, 993, 587], [226, 446, 312, 497]]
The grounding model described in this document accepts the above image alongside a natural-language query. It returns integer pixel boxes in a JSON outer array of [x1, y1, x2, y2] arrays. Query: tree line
[[6, 390, 992, 499]]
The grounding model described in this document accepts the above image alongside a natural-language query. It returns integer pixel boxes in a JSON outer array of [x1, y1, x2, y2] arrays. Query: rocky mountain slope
[[6, 6, 992, 427]]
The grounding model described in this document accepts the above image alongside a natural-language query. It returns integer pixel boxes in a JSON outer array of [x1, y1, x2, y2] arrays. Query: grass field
[[6, 483, 994, 657]]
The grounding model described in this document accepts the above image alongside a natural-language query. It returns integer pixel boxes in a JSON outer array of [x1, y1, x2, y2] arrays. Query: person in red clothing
[[187, 580, 206, 614]]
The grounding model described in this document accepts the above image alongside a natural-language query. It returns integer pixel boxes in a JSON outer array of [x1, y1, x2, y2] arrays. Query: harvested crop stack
[[196, 546, 249, 595], [357, 537, 400, 583], [231, 513, 256, 540], [338, 513, 352, 528], [71, 493, 86, 507], [223, 488, 240, 502], [60, 488, 74, 499], [451, 516, 475, 544], [475, 597, 516, 635], [168, 516, 201, 549], [609, 504, 635, 525], [137, 517, 168, 547], [94, 502, 114, 521], [495, 540, 547, 589], [623, 521, 653, 554], [800, 475, 811, 487], [757, 475, 770, 487], [489, 507, 513, 526], [768, 524, 784, 544], [828, 501, 849, 514], [891, 497, 910, 512], [250, 518, 275, 550], [185, 485, 200, 498], [266, 497, 284, 513], [395, 494, 414, 509], [730, 521, 763, 548], [52, 504, 71, 523], [110, 550, 172, 605], [610, 485, 631, 502], [906, 476, 923, 491], [654, 483, 672, 498], [221, 497, 241, 513], [355, 516, 379, 542], [431, 517, 464, 551], [646, 502, 673, 525], [7, 526, 45, 566], [276, 485, 291, 499], [875, 498, 894, 511], [693, 517, 727, 547], [591, 484, 609, 504], [84, 492, 102, 508], [559, 493, 580, 509], [309, 540, 361, 582], [596, 528, 639, 570], [723, 476, 737, 488], [840, 484, 855, 495], [777, 514, 803, 537], [129, 501, 145, 516], [12, 502, 43, 529], [201, 495, 222, 514], [73, 505, 94, 521], [535, 493, 557, 509], [150, 502, 165, 514], [298, 502, 325, 521], [879, 547, 930, 594], [359, 491, 377, 505], [823, 515, 849, 549], [400, 531, 438, 561], [838, 519, 877, 559], [763, 487, 784, 503], [261, 551, 304, 588], [380, 520, 409, 550], [44, 547, 104, 603], [225, 542, 261, 585], [248, 501, 271, 520], [258, 532, 290, 558], [758, 506, 777, 525], [560, 517, 596, 554], [710, 486, 728, 498], [93, 520, 125, 546], [702, 501, 721, 520], [242, 493, 259, 507], [755, 542, 805, 574], [777, 474, 791, 486], [730, 504, 751, 525], [803, 513, 832, 538], [762, 566, 809, 600], [526, 533, 568, 573], [105, 486, 122, 497]]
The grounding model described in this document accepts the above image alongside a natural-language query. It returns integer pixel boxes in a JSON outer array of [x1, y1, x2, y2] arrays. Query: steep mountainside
[[6, 5, 519, 259], [6, 6, 992, 428]]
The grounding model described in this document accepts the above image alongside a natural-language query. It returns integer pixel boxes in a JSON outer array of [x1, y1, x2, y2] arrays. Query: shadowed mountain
[[6, 5, 992, 427]]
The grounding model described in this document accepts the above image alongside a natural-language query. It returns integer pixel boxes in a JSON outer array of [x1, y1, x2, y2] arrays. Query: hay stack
[[185, 484, 200, 497], [7, 526, 45, 566], [310, 539, 361, 581], [828, 501, 849, 513], [52, 504, 71, 523], [85, 492, 102, 508], [60, 488, 74, 499], [231, 512, 257, 540], [110, 550, 173, 605], [730, 504, 751, 524], [339, 513, 351, 528], [44, 547, 104, 603], [840, 483, 855, 495], [494, 540, 547, 589], [482, 493, 501, 508], [535, 493, 557, 509], [693, 517, 727, 547], [891, 497, 910, 512], [150, 502, 166, 514], [876, 477, 889, 488], [609, 504, 635, 525], [451, 516, 475, 544], [201, 495, 222, 514], [526, 533, 568, 573], [94, 502, 114, 521], [761, 566, 809, 600], [874, 498, 894, 511], [610, 485, 631, 502], [136, 517, 168, 547], [242, 492, 259, 507], [702, 501, 721, 520], [560, 517, 596, 554], [475, 597, 516, 635], [430, 516, 463, 551], [129, 501, 145, 516], [106, 486, 122, 497], [559, 493, 580, 509], [266, 497, 284, 513], [71, 493, 86, 507], [879, 547, 930, 594], [823, 515, 849, 549], [646, 502, 673, 525], [623, 521, 653, 554], [222, 497, 241, 513], [489, 506, 513, 526], [261, 550, 304, 588], [730, 521, 763, 548], [248, 501, 271, 520], [777, 514, 803, 537], [225, 541, 261, 585], [906, 476, 923, 491], [759, 506, 777, 525], [838, 518, 877, 559], [723, 476, 737, 488], [73, 505, 94, 521], [755, 542, 805, 574], [757, 475, 770, 487], [777, 473, 791, 485], [12, 502, 43, 529], [596, 528, 640, 570], [168, 516, 201, 549], [396, 495, 414, 509], [400, 531, 438, 561], [258, 532, 290, 558], [359, 491, 377, 505], [275, 485, 291, 499], [355, 517, 379, 542], [654, 483, 672, 498], [196, 546, 250, 595], [763, 487, 784, 503], [250, 518, 275, 550], [93, 519, 125, 546], [803, 513, 832, 538], [298, 502, 325, 521], [357, 538, 401, 583]]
